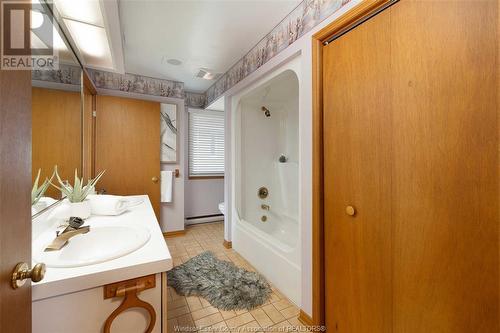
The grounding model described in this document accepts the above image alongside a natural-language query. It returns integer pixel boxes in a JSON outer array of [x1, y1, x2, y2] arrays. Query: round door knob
[[11, 262, 46, 289], [152, 176, 159, 183], [345, 205, 356, 216]]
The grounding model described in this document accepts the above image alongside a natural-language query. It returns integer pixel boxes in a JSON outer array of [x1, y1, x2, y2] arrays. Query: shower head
[[261, 106, 271, 117]]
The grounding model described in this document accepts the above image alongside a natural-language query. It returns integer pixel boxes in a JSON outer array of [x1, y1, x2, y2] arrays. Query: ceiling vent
[[195, 68, 221, 80]]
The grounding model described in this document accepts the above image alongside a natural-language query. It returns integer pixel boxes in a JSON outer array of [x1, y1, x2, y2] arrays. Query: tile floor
[[164, 222, 306, 332]]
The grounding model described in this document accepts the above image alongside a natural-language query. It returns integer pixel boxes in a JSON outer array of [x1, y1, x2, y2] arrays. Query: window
[[188, 110, 224, 177]]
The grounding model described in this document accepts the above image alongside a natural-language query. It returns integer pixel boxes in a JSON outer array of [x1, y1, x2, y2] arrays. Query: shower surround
[[232, 59, 301, 305]]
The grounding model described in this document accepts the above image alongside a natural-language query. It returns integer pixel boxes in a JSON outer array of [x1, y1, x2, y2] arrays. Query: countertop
[[32, 195, 172, 301]]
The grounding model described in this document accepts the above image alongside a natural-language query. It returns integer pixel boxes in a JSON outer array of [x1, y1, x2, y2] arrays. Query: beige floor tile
[[191, 305, 219, 321], [219, 309, 238, 320], [199, 298, 211, 308], [194, 312, 224, 328], [168, 305, 191, 320], [269, 320, 292, 332], [237, 320, 263, 332], [204, 320, 228, 332], [268, 293, 281, 303], [225, 312, 254, 328], [250, 308, 274, 327], [262, 304, 285, 324], [234, 309, 248, 315], [272, 299, 293, 311], [279, 306, 299, 319], [176, 313, 196, 328], [287, 316, 307, 329], [186, 296, 204, 311], [167, 318, 178, 333], [168, 297, 188, 310]]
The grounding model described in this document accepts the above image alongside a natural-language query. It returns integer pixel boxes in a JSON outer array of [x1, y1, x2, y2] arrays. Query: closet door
[[391, 0, 498, 331], [322, 8, 393, 333], [322, 0, 498, 331]]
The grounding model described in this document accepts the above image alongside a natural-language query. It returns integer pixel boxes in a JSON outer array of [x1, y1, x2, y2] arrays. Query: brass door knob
[[11, 262, 46, 289], [345, 205, 356, 216], [152, 176, 159, 183]]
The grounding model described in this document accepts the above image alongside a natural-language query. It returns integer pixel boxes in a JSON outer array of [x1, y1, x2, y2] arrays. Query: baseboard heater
[[185, 214, 224, 225]]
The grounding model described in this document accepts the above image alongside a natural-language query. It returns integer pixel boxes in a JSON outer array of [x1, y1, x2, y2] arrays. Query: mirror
[[31, 2, 83, 215]]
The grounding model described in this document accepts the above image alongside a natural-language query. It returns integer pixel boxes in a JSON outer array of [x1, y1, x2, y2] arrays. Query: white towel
[[88, 194, 128, 216], [161, 170, 173, 203]]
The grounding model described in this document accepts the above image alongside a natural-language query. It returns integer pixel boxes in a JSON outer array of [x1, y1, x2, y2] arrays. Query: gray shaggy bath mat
[[167, 251, 271, 310]]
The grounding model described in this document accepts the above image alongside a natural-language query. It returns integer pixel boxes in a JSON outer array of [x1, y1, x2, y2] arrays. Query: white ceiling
[[119, 0, 301, 92]]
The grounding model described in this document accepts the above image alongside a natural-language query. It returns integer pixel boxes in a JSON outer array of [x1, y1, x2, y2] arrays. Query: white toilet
[[218, 202, 225, 215]]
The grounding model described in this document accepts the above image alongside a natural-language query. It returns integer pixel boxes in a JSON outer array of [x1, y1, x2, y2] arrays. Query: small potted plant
[[31, 168, 55, 213], [51, 166, 105, 219]]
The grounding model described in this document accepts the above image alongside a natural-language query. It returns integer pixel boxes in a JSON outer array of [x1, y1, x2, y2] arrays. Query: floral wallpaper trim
[[88, 69, 185, 99], [205, 0, 351, 105], [184, 91, 207, 109], [85, 0, 351, 108], [32, 63, 81, 86]]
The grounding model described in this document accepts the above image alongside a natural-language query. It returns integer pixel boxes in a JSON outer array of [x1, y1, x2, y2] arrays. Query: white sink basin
[[33, 226, 151, 268]]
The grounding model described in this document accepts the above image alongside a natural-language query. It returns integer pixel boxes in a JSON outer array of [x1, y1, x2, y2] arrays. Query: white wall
[[221, 0, 361, 316], [185, 178, 224, 218], [161, 101, 185, 233]]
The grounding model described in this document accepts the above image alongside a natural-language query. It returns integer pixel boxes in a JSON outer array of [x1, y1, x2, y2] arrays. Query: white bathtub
[[231, 61, 301, 305], [233, 213, 301, 304]]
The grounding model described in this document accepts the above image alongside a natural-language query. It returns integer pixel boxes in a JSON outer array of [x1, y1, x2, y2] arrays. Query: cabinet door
[[322, 7, 393, 332], [391, 0, 499, 331]]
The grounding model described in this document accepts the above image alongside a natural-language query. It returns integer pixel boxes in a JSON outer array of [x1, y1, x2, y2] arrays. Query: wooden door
[[390, 0, 498, 331], [0, 63, 32, 330], [322, 0, 498, 331], [95, 95, 161, 219], [322, 7, 393, 332]]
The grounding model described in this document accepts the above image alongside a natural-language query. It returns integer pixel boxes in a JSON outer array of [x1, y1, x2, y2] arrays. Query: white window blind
[[188, 110, 224, 177]]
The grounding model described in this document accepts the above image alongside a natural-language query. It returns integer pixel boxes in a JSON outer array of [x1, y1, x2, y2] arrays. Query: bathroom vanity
[[31, 195, 172, 333]]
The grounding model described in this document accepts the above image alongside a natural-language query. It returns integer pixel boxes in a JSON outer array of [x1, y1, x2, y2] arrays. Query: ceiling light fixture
[[54, 0, 113, 70], [54, 0, 104, 27], [64, 19, 109, 58]]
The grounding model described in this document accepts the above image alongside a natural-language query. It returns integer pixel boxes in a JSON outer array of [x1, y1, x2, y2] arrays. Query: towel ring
[[103, 286, 156, 333]]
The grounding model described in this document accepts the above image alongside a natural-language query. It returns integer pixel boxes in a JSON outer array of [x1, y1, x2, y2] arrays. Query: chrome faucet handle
[[261, 204, 270, 210]]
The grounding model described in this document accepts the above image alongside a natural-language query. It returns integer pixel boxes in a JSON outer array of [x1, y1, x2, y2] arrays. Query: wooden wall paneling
[[32, 87, 82, 198]]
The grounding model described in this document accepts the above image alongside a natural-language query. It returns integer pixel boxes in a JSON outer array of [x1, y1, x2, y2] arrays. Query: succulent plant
[[31, 169, 54, 205], [51, 166, 105, 203]]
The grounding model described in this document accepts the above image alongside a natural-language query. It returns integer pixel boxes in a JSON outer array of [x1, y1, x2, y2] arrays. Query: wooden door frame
[[311, 0, 394, 326]]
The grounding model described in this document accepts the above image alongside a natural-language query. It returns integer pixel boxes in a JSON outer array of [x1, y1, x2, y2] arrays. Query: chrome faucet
[[261, 204, 270, 211], [45, 218, 90, 251]]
